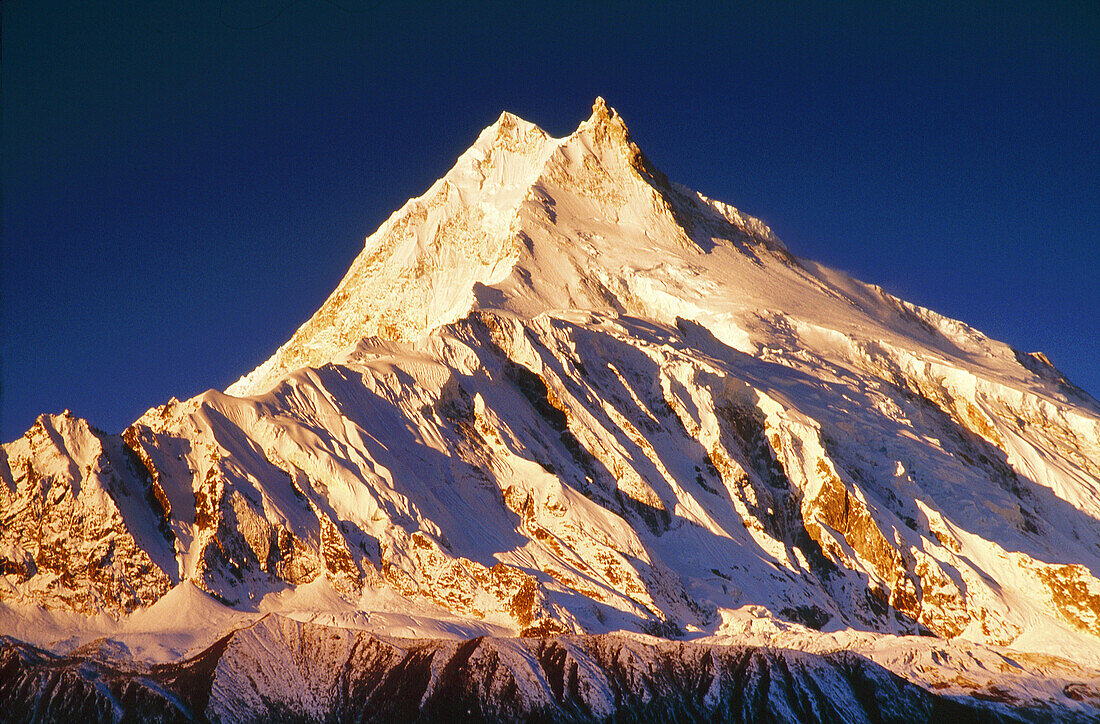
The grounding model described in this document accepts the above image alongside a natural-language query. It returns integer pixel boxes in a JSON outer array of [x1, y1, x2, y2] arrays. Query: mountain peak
[[589, 95, 613, 122], [579, 96, 634, 149], [9, 100, 1100, 720], [224, 99, 781, 395], [469, 110, 549, 158]]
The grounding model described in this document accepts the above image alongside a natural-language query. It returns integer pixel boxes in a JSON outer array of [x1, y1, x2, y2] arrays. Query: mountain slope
[[3, 99, 1100, 717]]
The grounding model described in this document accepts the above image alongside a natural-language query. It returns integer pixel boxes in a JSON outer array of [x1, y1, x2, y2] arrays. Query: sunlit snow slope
[[4, 99, 1100, 715]]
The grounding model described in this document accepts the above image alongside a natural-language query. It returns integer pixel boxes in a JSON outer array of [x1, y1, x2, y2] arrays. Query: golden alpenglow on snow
[[4, 100, 1100, 721]]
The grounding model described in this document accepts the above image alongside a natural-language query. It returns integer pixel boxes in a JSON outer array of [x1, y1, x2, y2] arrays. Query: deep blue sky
[[4, 1, 1098, 440]]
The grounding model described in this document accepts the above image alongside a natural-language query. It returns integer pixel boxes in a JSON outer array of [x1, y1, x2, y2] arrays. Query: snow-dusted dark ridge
[[4, 99, 1100, 720], [1, 615, 1093, 723]]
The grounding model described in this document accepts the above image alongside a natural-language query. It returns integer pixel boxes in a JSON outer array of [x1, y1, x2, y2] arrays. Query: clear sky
[[3, 1, 1097, 441]]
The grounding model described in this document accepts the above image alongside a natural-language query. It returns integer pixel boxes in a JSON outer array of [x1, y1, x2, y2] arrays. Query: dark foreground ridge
[[0, 616, 1088, 723]]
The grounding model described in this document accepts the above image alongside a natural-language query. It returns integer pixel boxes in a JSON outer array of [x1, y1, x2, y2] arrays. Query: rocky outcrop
[[0, 413, 173, 615]]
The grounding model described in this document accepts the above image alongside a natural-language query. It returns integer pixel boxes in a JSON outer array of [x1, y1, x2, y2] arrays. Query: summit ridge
[[227, 99, 786, 395]]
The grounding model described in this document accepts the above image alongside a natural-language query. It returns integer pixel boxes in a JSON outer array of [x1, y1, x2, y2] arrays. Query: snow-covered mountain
[[4, 98, 1100, 721]]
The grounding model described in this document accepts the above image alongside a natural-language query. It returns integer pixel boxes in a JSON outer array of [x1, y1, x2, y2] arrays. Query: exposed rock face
[[4, 99, 1100, 718], [0, 413, 173, 615], [2, 617, 1091, 723]]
